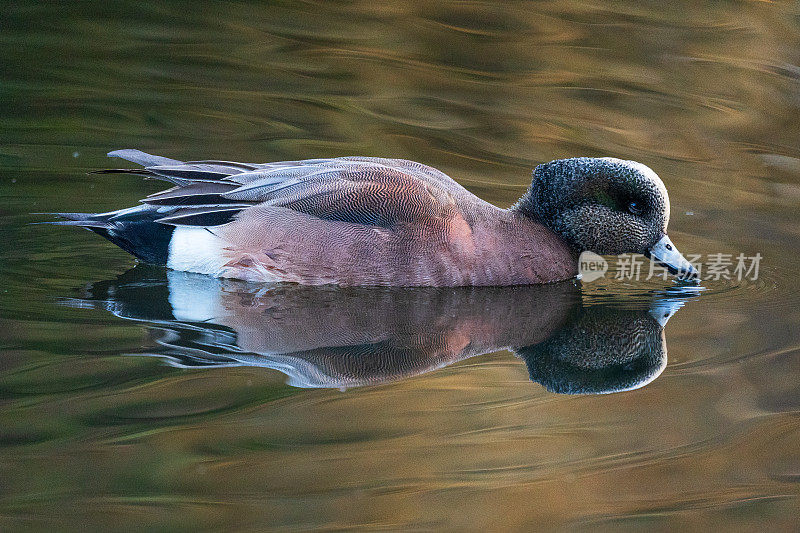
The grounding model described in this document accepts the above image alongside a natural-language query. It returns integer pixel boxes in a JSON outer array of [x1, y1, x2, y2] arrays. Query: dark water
[[2, 2, 800, 530]]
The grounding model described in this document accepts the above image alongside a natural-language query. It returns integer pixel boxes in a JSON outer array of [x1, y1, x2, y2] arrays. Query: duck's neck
[[510, 188, 538, 221], [509, 189, 580, 260]]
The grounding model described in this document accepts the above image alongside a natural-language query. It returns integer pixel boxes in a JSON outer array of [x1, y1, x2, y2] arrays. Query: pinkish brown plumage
[[213, 203, 576, 285]]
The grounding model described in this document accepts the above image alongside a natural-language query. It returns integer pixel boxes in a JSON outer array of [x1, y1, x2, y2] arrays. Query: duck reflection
[[66, 266, 698, 394]]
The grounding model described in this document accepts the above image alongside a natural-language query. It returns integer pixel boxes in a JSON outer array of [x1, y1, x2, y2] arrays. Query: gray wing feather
[[154, 205, 254, 226], [221, 163, 455, 226], [103, 150, 472, 227], [144, 182, 239, 201], [337, 157, 471, 194], [184, 160, 260, 172], [147, 166, 236, 182]]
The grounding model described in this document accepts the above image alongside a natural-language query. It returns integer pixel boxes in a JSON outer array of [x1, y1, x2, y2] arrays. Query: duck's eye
[[627, 201, 643, 215]]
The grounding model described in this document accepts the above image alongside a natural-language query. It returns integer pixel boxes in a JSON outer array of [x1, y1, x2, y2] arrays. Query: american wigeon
[[51, 149, 697, 286]]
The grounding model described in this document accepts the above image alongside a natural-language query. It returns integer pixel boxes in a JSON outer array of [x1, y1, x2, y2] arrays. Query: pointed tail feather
[[40, 219, 111, 229], [42, 212, 103, 222], [108, 149, 183, 167], [35, 212, 112, 228], [89, 168, 153, 176], [97, 151, 248, 185], [41, 208, 175, 265]]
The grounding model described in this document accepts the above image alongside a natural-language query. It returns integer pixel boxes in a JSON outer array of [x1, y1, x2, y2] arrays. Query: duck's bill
[[645, 235, 699, 282]]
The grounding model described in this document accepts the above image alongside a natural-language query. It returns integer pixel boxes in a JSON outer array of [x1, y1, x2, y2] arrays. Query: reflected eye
[[627, 201, 643, 215]]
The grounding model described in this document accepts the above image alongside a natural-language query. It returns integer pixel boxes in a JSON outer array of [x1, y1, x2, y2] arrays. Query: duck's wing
[[102, 150, 477, 228]]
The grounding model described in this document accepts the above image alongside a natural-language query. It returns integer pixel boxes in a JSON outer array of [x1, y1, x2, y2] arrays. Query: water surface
[[2, 1, 799, 530]]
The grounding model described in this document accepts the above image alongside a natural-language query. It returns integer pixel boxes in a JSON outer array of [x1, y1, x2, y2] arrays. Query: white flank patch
[[167, 226, 226, 276]]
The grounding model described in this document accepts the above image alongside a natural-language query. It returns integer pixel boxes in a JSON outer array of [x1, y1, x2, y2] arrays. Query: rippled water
[[2, 1, 800, 530]]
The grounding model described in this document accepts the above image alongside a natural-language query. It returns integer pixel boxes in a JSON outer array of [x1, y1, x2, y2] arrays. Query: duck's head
[[515, 157, 697, 280]]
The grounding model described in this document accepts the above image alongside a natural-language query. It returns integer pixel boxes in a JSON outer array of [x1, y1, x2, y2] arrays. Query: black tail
[[45, 205, 175, 265]]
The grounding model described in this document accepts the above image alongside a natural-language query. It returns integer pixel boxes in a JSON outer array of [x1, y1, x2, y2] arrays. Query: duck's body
[[180, 202, 576, 285], [51, 149, 697, 286]]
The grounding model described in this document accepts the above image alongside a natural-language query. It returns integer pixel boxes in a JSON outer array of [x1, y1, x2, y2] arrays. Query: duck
[[50, 149, 698, 286]]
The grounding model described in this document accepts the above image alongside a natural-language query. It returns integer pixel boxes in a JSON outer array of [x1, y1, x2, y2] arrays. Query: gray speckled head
[[515, 157, 670, 255]]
